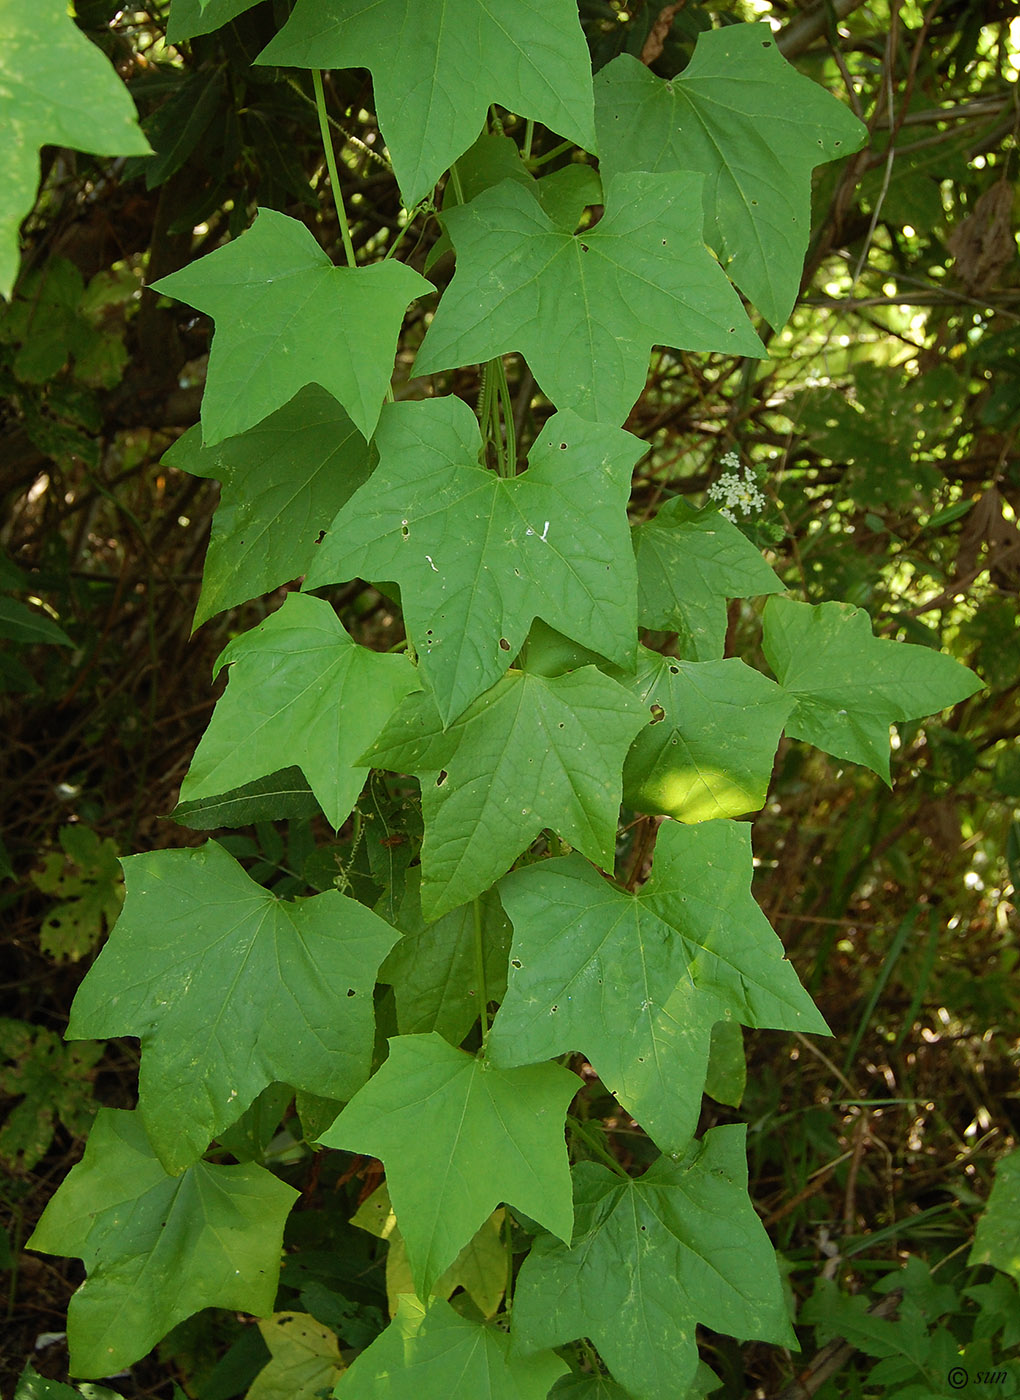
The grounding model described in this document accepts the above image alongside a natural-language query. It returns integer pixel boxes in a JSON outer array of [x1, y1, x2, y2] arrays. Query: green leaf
[[256, 0, 596, 208], [618, 648, 793, 822], [31, 826, 124, 963], [488, 821, 825, 1151], [163, 385, 375, 630], [171, 767, 321, 830], [247, 1312, 344, 1400], [320, 1033, 576, 1295], [970, 1148, 1020, 1285], [27, 1108, 298, 1379], [151, 208, 430, 445], [352, 1183, 507, 1318], [0, 596, 73, 647], [762, 597, 984, 783], [415, 173, 764, 426], [179, 593, 419, 830], [305, 399, 641, 725], [337, 1295, 568, 1399], [379, 870, 511, 1044], [0, 1019, 102, 1171], [67, 841, 399, 1173], [0, 0, 151, 298], [14, 1365, 121, 1400], [704, 1020, 745, 1109], [168, 0, 265, 43], [512, 1126, 795, 1400], [632, 498, 781, 660], [365, 667, 646, 921], [594, 25, 867, 328], [548, 1377, 633, 1400]]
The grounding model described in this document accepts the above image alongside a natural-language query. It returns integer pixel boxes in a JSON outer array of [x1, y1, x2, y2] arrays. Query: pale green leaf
[[0, 0, 151, 298], [762, 596, 984, 783], [365, 668, 646, 921], [305, 399, 641, 725], [248, 1312, 344, 1400], [594, 25, 867, 327], [352, 1183, 507, 1318], [179, 593, 419, 830], [256, 0, 596, 208], [632, 498, 781, 660], [151, 208, 430, 444], [512, 1126, 795, 1400], [970, 1149, 1020, 1285], [618, 648, 793, 822], [379, 870, 511, 1044], [415, 173, 764, 425], [338, 1296, 567, 1400], [27, 1109, 298, 1379], [163, 386, 375, 630], [321, 1033, 576, 1295], [67, 841, 398, 1173], [488, 821, 824, 1150]]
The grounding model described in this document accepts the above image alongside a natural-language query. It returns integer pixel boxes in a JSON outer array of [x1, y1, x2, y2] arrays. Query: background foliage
[[1, 0, 1019, 1397]]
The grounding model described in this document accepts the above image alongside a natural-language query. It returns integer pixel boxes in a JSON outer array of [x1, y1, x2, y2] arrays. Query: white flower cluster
[[707, 451, 767, 522]]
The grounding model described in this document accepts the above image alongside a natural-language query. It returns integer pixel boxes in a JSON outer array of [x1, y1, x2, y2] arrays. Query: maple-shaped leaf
[[320, 1033, 576, 1295], [1, 0, 152, 298], [618, 648, 793, 822], [488, 821, 825, 1150], [164, 386, 375, 630], [337, 1296, 568, 1400], [150, 208, 429, 445], [27, 1109, 298, 1378], [169, 0, 263, 43], [67, 841, 399, 1173], [256, 0, 596, 208], [305, 398, 641, 724], [179, 593, 419, 830], [414, 173, 764, 426], [379, 871, 511, 1044], [969, 1148, 1020, 1285], [632, 498, 782, 660], [352, 1183, 507, 1318], [512, 1125, 795, 1400], [594, 25, 867, 328], [763, 596, 984, 783], [365, 668, 646, 921]]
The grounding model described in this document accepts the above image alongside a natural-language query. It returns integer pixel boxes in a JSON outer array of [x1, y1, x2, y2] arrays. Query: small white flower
[[707, 455, 767, 523]]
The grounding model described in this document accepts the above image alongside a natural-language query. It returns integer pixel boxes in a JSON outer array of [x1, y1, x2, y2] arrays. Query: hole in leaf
[[315, 529, 325, 544], [579, 243, 589, 252], [400, 521, 410, 538], [649, 703, 665, 724], [346, 989, 356, 997], [669, 664, 679, 674], [762, 38, 772, 46], [550, 1004, 559, 1012], [511, 958, 522, 969], [436, 770, 448, 786], [499, 638, 511, 651]]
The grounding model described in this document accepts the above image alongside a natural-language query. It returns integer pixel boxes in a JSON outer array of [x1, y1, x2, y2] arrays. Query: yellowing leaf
[[248, 1312, 344, 1400]]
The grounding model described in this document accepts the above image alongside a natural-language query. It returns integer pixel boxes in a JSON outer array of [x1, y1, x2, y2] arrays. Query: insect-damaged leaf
[[512, 1126, 795, 1400], [305, 398, 640, 725], [594, 25, 867, 328], [488, 821, 825, 1151], [67, 841, 398, 1173], [256, 0, 596, 208], [415, 173, 764, 426]]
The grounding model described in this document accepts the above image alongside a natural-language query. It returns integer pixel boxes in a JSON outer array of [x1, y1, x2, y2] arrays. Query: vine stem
[[473, 897, 489, 1050], [312, 69, 357, 267], [568, 1115, 629, 1179]]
